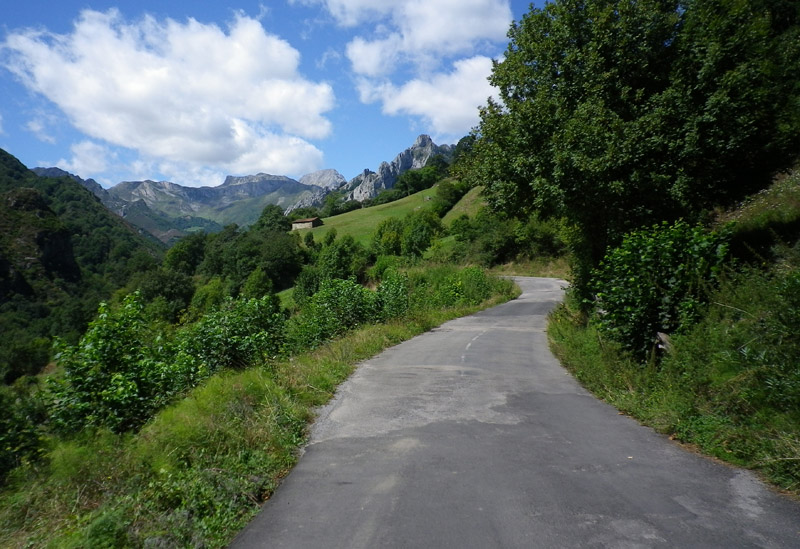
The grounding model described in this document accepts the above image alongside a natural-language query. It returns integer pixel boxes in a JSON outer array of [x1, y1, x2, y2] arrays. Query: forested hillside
[[0, 149, 164, 382]]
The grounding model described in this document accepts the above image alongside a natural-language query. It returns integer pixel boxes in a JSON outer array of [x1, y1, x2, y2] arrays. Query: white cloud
[[346, 35, 402, 77], [334, 0, 511, 76], [317, 0, 510, 139], [2, 9, 334, 184], [25, 117, 56, 144], [57, 140, 114, 176], [358, 56, 498, 136]]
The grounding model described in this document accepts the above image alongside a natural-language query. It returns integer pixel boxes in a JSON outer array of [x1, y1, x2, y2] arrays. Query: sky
[[0, 0, 536, 188]]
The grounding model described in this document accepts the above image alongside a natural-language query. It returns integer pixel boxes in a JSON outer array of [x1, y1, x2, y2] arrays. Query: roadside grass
[[549, 172, 800, 495], [0, 273, 519, 548], [296, 186, 439, 246]]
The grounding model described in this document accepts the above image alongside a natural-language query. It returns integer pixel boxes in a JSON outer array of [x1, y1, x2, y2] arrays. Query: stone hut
[[291, 217, 323, 230]]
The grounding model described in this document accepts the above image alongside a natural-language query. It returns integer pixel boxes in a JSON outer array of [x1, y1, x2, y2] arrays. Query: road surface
[[232, 277, 800, 548]]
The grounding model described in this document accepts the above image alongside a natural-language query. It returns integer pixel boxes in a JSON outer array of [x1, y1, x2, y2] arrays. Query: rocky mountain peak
[[299, 169, 347, 190]]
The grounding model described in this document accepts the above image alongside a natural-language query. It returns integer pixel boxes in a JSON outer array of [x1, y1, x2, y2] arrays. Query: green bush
[[378, 268, 410, 319], [49, 292, 284, 434], [401, 210, 443, 258], [0, 383, 46, 482], [180, 295, 285, 373], [48, 293, 178, 433], [590, 220, 730, 361], [286, 278, 380, 352]]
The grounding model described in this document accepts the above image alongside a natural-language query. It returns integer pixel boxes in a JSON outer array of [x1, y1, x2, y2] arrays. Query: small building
[[291, 217, 323, 230]]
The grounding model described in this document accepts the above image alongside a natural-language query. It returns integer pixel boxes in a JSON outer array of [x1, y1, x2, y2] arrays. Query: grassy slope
[[442, 185, 486, 226], [0, 279, 519, 548], [295, 186, 439, 246], [548, 170, 800, 494]]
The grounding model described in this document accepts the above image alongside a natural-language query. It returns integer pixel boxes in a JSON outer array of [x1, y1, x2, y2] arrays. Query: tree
[[466, 0, 800, 291], [254, 204, 291, 233], [163, 232, 206, 275]]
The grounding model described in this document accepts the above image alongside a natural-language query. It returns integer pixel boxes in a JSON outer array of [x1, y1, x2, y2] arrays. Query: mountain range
[[32, 135, 453, 243]]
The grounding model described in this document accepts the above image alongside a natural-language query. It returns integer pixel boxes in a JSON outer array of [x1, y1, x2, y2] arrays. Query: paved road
[[232, 277, 800, 548]]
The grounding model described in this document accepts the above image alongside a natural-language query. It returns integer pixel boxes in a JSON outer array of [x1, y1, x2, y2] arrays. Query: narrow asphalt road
[[232, 277, 800, 548]]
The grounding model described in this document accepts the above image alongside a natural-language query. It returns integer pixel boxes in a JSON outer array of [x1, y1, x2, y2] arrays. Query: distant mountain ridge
[[286, 134, 453, 212], [33, 134, 453, 242]]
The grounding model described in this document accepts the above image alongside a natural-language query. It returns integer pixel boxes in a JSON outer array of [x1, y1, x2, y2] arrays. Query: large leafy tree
[[468, 0, 800, 287]]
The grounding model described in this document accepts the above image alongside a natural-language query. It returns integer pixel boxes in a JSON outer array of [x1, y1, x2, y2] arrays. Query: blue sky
[[1, 0, 536, 188]]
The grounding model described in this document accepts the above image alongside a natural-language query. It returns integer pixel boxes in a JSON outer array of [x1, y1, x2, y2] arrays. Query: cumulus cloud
[[333, 0, 511, 75], [2, 9, 334, 183], [316, 0, 510, 137], [25, 117, 56, 144], [57, 140, 114, 176], [358, 56, 498, 136]]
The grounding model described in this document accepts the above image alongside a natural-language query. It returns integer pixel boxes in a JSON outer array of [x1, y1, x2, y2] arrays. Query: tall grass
[[0, 267, 518, 548], [549, 170, 800, 493]]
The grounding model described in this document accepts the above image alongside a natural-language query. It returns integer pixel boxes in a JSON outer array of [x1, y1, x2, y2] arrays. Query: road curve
[[231, 277, 800, 548]]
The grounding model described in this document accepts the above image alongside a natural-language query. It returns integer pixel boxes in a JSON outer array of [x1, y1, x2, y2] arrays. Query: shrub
[[286, 279, 380, 352], [48, 293, 182, 433], [590, 220, 729, 360], [371, 217, 405, 257], [0, 383, 46, 482], [401, 210, 443, 258], [378, 268, 410, 319], [180, 295, 285, 373]]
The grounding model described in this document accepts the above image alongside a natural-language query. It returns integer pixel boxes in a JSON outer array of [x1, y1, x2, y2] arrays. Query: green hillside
[[0, 149, 164, 381], [295, 186, 439, 245]]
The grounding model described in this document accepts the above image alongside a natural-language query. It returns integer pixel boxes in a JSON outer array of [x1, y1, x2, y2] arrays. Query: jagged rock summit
[[284, 134, 454, 213], [300, 169, 347, 190], [345, 134, 453, 202]]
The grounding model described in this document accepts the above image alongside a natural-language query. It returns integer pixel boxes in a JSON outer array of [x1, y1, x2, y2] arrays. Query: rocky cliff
[[344, 135, 453, 202]]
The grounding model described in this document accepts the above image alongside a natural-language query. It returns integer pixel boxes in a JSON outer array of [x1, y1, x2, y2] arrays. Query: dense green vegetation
[[3, 0, 800, 544], [478, 0, 800, 495], [0, 255, 516, 547], [466, 0, 800, 293], [550, 171, 800, 491], [0, 149, 163, 383]]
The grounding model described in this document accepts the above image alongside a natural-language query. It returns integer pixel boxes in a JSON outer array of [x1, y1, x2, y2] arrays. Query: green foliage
[[253, 204, 291, 233], [590, 221, 729, 360], [377, 268, 410, 319], [186, 276, 227, 320], [289, 206, 321, 221], [180, 295, 285, 373], [163, 232, 206, 275], [0, 149, 164, 383], [371, 217, 405, 256], [0, 382, 46, 482], [401, 210, 443, 258], [393, 161, 447, 197], [240, 266, 274, 299], [49, 290, 286, 435], [448, 208, 567, 266], [292, 265, 321, 308], [320, 191, 361, 217], [466, 0, 800, 293], [430, 178, 470, 217], [134, 268, 195, 322], [49, 293, 181, 433], [317, 234, 368, 281], [286, 278, 380, 352]]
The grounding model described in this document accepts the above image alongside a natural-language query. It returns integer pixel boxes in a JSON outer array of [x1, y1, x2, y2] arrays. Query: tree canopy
[[465, 0, 800, 284]]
